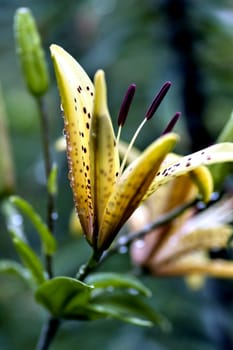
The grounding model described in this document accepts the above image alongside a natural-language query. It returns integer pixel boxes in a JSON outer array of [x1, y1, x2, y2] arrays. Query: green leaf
[[35, 276, 93, 317], [84, 272, 151, 297], [12, 235, 46, 285], [87, 292, 163, 327], [48, 163, 58, 195], [10, 195, 56, 255], [0, 259, 29, 280], [2, 200, 25, 241]]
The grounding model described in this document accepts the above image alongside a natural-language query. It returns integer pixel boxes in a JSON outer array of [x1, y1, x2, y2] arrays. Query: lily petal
[[90, 70, 120, 242], [153, 225, 233, 265], [154, 252, 233, 278], [50, 44, 94, 242], [98, 133, 178, 250], [145, 142, 233, 200], [131, 174, 198, 265]]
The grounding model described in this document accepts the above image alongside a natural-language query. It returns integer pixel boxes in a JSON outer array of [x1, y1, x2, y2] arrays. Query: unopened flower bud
[[14, 7, 49, 96]]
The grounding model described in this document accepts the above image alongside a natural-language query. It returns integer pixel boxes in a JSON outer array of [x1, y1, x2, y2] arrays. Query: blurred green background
[[1, 0, 233, 349]]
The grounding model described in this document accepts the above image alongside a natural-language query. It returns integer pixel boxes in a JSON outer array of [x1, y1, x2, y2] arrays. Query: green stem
[[35, 251, 102, 350], [76, 250, 102, 281], [35, 317, 60, 350], [36, 97, 55, 278]]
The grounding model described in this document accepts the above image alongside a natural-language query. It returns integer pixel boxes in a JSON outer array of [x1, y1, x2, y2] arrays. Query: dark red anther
[[117, 84, 136, 126], [145, 81, 172, 120], [162, 112, 181, 135]]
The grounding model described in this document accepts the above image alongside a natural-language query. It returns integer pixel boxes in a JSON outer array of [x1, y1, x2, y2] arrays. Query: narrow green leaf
[[48, 163, 58, 195], [12, 235, 46, 285], [87, 293, 163, 327], [85, 272, 151, 297], [87, 303, 153, 327], [0, 260, 29, 281], [10, 196, 56, 254], [35, 276, 93, 317], [2, 200, 25, 241]]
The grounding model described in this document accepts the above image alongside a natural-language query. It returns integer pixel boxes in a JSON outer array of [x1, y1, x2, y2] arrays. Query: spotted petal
[[50, 44, 94, 242], [145, 143, 233, 201], [98, 133, 178, 251], [90, 70, 120, 242]]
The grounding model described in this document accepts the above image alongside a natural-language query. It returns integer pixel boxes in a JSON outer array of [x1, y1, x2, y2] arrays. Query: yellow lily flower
[[50, 44, 233, 256]]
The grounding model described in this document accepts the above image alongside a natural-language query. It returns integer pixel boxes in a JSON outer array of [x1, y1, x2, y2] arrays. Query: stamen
[[162, 112, 181, 135], [118, 84, 136, 127], [119, 118, 147, 174], [116, 84, 136, 146], [145, 81, 171, 120], [119, 81, 172, 174]]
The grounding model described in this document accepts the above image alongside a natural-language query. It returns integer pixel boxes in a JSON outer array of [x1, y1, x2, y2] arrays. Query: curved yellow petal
[[189, 166, 213, 203], [50, 44, 94, 243], [154, 254, 233, 278], [98, 133, 178, 251], [144, 142, 233, 201], [90, 70, 120, 240], [154, 225, 233, 265]]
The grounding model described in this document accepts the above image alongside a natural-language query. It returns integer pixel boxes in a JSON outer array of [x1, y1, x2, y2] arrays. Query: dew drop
[[211, 192, 220, 201], [118, 245, 128, 254], [128, 288, 139, 295], [51, 211, 58, 220], [11, 213, 23, 226], [117, 236, 128, 245]]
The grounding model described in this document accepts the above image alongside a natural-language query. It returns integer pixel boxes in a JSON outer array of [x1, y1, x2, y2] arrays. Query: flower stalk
[[14, 7, 55, 278]]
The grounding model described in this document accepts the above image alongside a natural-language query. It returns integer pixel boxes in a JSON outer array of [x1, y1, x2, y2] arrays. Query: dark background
[[0, 0, 233, 349]]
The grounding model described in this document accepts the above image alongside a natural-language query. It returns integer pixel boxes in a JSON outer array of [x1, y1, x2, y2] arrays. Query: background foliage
[[0, 0, 233, 349]]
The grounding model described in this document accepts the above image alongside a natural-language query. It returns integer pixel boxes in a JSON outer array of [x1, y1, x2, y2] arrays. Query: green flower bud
[[14, 7, 49, 96]]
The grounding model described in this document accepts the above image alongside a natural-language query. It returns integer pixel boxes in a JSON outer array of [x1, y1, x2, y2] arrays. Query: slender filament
[[119, 118, 147, 174]]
